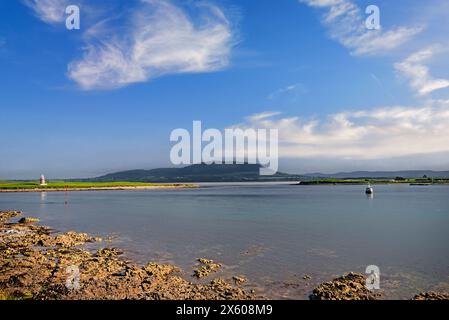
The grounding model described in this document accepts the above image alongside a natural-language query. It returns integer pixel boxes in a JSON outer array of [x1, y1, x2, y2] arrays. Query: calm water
[[1, 183, 448, 299]]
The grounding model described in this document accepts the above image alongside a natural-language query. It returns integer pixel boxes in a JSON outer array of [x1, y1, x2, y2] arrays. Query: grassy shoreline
[[0, 181, 197, 192], [295, 178, 449, 185]]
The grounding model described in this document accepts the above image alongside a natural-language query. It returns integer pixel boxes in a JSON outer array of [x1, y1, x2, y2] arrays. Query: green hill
[[84, 164, 297, 183]]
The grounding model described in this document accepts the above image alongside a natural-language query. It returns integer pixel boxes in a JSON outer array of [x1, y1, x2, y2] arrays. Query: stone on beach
[[309, 272, 382, 300], [413, 292, 449, 300], [18, 217, 40, 224], [193, 258, 222, 279]]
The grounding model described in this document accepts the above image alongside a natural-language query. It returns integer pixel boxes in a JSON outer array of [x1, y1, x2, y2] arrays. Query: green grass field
[[0, 181, 187, 190]]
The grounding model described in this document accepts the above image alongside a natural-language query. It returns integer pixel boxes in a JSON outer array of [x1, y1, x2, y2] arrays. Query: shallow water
[[1, 183, 448, 299]]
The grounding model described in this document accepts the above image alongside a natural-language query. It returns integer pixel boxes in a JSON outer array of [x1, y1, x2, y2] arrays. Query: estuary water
[[1, 183, 448, 299]]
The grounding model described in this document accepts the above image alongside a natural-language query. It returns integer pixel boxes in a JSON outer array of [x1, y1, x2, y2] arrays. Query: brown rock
[[309, 272, 382, 300], [413, 292, 449, 300], [18, 217, 40, 224], [232, 276, 247, 284], [193, 258, 222, 279]]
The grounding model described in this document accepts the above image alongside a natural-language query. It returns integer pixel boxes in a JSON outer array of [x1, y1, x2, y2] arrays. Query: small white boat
[[365, 184, 374, 194]]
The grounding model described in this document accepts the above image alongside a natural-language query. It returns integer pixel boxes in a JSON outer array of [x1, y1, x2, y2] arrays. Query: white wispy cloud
[[237, 102, 449, 160], [299, 0, 423, 56], [268, 83, 306, 100], [395, 46, 449, 96], [24, 0, 69, 24], [68, 0, 235, 90], [247, 111, 282, 122]]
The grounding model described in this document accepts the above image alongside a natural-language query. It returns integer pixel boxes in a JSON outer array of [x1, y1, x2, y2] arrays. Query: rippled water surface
[[1, 183, 448, 299]]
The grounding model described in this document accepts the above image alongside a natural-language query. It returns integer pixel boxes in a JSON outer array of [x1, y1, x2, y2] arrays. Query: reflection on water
[[1, 183, 448, 299]]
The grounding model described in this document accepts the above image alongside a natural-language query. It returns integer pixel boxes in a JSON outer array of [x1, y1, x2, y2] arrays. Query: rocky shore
[[0, 210, 253, 300], [309, 273, 449, 300], [1, 210, 448, 300]]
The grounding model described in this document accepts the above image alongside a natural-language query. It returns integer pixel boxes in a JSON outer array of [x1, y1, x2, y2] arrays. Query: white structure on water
[[365, 183, 374, 195], [40, 174, 47, 186]]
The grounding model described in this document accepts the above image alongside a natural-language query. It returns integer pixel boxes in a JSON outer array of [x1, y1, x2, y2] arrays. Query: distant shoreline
[[0, 184, 198, 193], [293, 180, 449, 186]]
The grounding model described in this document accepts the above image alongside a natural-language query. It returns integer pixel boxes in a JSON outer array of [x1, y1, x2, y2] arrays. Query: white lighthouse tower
[[40, 174, 47, 186]]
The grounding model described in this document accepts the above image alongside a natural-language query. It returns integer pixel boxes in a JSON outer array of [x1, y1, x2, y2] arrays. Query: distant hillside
[[302, 170, 449, 179], [80, 165, 449, 183], [85, 164, 299, 183]]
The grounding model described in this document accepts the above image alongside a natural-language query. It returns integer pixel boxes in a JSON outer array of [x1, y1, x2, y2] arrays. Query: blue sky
[[1, 0, 449, 179]]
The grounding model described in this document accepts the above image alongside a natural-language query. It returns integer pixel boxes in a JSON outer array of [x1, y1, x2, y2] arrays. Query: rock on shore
[[413, 292, 449, 300], [309, 273, 449, 300], [309, 272, 382, 300], [193, 258, 222, 279]]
